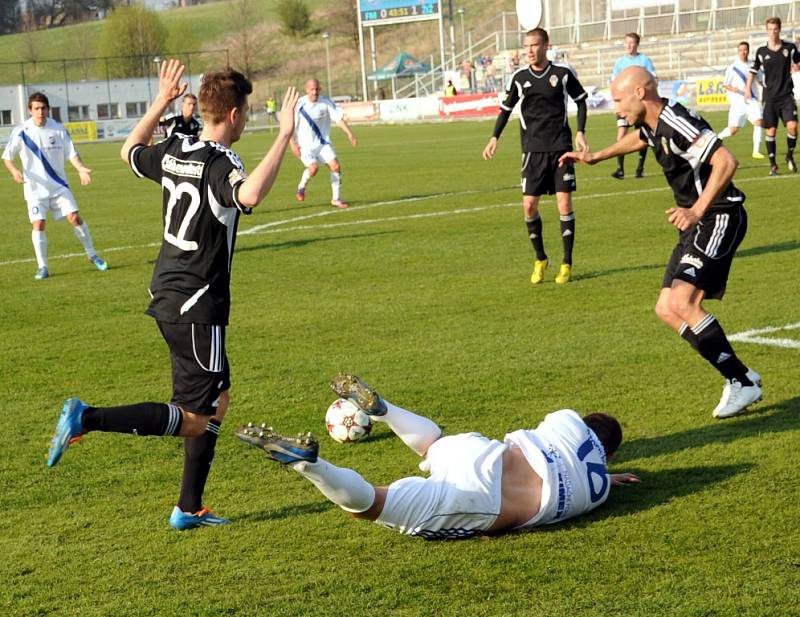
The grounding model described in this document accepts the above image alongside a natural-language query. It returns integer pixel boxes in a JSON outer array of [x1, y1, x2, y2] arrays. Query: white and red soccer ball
[[325, 398, 372, 443]]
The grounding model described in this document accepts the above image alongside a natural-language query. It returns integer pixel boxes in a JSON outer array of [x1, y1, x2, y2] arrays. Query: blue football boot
[[169, 506, 230, 531], [47, 398, 88, 467]]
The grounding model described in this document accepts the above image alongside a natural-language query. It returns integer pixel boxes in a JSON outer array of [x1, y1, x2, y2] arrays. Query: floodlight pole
[[457, 7, 466, 54], [448, 0, 457, 69], [322, 32, 332, 96]]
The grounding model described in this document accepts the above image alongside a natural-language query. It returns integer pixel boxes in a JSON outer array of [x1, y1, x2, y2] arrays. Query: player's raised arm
[[560, 129, 647, 167], [120, 59, 188, 163], [237, 87, 300, 208]]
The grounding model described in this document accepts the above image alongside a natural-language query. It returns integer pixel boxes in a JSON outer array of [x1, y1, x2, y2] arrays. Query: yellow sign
[[64, 121, 98, 143], [696, 78, 727, 106]]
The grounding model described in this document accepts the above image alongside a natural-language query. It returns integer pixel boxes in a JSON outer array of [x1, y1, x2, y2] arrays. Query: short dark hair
[[184, 93, 197, 102], [626, 32, 641, 45], [738, 41, 750, 50], [28, 92, 50, 109], [583, 413, 623, 458], [766, 16, 781, 29], [526, 28, 549, 45], [199, 68, 252, 124]]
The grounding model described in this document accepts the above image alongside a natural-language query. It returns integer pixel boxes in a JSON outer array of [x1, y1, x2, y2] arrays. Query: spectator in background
[[485, 59, 498, 92], [445, 80, 458, 96]]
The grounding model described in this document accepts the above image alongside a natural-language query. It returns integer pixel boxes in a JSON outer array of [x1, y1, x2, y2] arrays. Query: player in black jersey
[[560, 67, 762, 420], [46, 59, 301, 530], [483, 27, 588, 286], [159, 92, 203, 138], [744, 17, 800, 175]]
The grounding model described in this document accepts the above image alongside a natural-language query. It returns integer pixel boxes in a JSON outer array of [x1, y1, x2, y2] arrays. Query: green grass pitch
[[1, 113, 799, 616]]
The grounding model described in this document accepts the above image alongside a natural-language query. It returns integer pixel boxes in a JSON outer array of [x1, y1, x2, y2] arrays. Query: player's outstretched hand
[[278, 87, 300, 137], [10, 168, 24, 184], [482, 137, 498, 160], [666, 206, 700, 231], [78, 168, 92, 186], [157, 59, 188, 104], [610, 473, 641, 486], [575, 132, 589, 153], [349, 134, 358, 147]]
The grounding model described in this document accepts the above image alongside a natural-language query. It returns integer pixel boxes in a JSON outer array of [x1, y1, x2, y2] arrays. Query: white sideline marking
[[729, 322, 800, 349], [0, 173, 795, 267]]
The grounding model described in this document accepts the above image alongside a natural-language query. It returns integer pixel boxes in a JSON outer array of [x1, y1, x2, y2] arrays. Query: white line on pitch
[[729, 321, 800, 349]]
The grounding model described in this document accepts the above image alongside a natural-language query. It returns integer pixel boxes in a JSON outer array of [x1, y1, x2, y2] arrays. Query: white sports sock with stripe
[[752, 125, 762, 154], [298, 168, 312, 189], [291, 458, 376, 513], [72, 222, 96, 258], [374, 401, 442, 456], [31, 230, 47, 268], [330, 172, 341, 201]]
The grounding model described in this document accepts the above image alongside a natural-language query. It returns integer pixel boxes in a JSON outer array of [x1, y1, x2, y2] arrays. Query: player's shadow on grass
[[616, 395, 800, 463], [234, 230, 397, 254], [235, 500, 335, 524], [737, 239, 800, 259]]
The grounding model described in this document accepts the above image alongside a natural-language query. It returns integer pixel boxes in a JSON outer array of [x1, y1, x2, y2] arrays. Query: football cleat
[[746, 368, 762, 388], [786, 156, 797, 173], [611, 168, 624, 180], [168, 506, 230, 531], [554, 263, 572, 284], [90, 255, 108, 271], [330, 373, 387, 416], [712, 377, 763, 419], [330, 199, 349, 209], [296, 187, 306, 202], [751, 152, 765, 159], [34, 266, 49, 280], [48, 397, 88, 467], [235, 423, 319, 464], [530, 259, 549, 285], [769, 165, 779, 176]]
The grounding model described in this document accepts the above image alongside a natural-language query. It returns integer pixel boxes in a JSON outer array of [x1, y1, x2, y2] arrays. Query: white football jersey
[[294, 95, 343, 151], [3, 117, 78, 200], [724, 60, 761, 104], [505, 409, 611, 527]]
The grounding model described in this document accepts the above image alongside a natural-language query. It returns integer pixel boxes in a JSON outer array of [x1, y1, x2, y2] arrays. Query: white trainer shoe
[[713, 373, 763, 419]]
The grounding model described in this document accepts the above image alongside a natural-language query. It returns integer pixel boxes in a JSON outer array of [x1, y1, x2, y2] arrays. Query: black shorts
[[762, 95, 797, 129], [615, 113, 631, 128], [521, 151, 576, 196], [156, 321, 230, 415], [662, 205, 747, 300]]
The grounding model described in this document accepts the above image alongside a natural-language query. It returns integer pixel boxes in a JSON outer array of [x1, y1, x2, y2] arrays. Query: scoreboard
[[359, 0, 440, 26]]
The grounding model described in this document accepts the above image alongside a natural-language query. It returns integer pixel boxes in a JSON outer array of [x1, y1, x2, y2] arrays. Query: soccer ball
[[325, 398, 372, 443]]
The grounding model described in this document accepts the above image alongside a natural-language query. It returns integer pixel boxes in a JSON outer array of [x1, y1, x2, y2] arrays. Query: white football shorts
[[26, 191, 79, 223], [727, 99, 763, 128], [375, 433, 507, 540], [300, 143, 338, 167]]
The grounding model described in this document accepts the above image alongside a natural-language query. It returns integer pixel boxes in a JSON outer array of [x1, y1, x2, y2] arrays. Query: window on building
[[50, 107, 61, 122], [97, 103, 120, 120], [0, 110, 12, 126], [68, 105, 90, 121], [125, 101, 147, 118]]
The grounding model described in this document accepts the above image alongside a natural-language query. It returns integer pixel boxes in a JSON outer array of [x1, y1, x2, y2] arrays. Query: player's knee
[[32, 220, 46, 231], [328, 161, 341, 173], [212, 391, 230, 422], [666, 294, 692, 320], [180, 409, 209, 437], [68, 212, 83, 226], [308, 164, 319, 176], [654, 298, 674, 323]]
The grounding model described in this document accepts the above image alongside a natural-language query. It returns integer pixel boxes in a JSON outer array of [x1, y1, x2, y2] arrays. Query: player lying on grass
[[559, 66, 762, 420], [236, 374, 639, 540]]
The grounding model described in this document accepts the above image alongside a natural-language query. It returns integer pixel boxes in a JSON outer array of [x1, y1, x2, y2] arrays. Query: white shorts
[[375, 433, 506, 540], [26, 192, 79, 223], [300, 143, 337, 167], [727, 99, 762, 128]]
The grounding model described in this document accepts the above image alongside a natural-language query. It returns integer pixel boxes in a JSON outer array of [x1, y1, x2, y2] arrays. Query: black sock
[[82, 402, 183, 436], [679, 322, 699, 350], [766, 137, 776, 164], [787, 133, 796, 158], [691, 315, 751, 384], [559, 212, 575, 265], [637, 148, 647, 171], [525, 216, 547, 261], [177, 419, 222, 513], [616, 155, 625, 171]]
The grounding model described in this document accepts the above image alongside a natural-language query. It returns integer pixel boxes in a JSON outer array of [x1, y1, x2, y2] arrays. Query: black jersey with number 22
[[129, 134, 251, 325]]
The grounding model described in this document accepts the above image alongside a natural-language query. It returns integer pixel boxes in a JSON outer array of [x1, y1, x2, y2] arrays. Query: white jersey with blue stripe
[[293, 95, 343, 151], [2, 117, 78, 200], [504, 409, 611, 527]]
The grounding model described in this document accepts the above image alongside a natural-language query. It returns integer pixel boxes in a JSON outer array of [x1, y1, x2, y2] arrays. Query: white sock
[[717, 127, 733, 139], [374, 401, 442, 456], [753, 125, 763, 153], [72, 222, 96, 258], [330, 172, 341, 201], [291, 458, 375, 513], [31, 230, 47, 268], [298, 169, 312, 189]]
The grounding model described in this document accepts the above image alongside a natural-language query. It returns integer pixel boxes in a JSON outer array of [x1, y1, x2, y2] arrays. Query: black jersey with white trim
[[638, 100, 745, 209], [499, 62, 587, 152], [159, 113, 203, 138], [129, 134, 251, 325], [751, 41, 800, 100]]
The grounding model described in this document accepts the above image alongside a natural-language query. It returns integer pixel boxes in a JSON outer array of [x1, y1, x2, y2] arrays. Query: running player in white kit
[[290, 78, 357, 209], [3, 92, 108, 280], [237, 374, 639, 540], [718, 42, 764, 159]]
